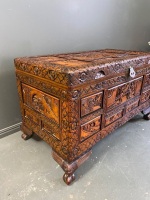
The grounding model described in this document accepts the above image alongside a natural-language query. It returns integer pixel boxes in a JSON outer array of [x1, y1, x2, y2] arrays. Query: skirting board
[[0, 122, 22, 139]]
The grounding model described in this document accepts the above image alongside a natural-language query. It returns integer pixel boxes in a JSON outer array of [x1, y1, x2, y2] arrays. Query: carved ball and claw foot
[[20, 124, 33, 140], [52, 149, 92, 185], [63, 170, 76, 185]]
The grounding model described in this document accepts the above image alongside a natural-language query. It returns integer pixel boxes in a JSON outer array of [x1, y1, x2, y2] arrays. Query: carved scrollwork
[[33, 66, 39, 75], [48, 70, 57, 80], [79, 72, 87, 82]]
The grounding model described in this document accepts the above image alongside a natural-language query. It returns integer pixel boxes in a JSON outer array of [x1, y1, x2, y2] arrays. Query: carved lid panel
[[14, 49, 150, 86]]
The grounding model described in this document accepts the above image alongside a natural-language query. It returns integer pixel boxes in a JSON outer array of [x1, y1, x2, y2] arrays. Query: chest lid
[[14, 49, 150, 86]]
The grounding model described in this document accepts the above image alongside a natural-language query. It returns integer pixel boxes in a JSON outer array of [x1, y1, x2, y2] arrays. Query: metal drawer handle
[[129, 66, 136, 78]]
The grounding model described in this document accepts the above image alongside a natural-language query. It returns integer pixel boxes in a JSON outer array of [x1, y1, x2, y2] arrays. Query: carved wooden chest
[[15, 49, 150, 185]]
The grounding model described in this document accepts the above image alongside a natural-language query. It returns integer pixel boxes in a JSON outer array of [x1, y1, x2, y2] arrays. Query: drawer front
[[126, 100, 139, 113], [106, 77, 143, 110], [80, 116, 101, 141], [105, 109, 123, 126], [22, 84, 60, 124], [81, 92, 103, 117]]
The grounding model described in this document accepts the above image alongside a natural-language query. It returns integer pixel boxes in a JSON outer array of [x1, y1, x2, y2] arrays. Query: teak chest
[[15, 49, 150, 185]]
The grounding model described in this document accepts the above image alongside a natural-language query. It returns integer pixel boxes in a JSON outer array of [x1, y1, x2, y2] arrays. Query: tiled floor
[[0, 114, 150, 200]]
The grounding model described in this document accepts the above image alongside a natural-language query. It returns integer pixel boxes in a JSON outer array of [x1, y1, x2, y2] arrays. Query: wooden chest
[[15, 49, 150, 185]]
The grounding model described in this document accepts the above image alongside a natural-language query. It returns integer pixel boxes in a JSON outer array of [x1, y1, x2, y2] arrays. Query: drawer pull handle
[[129, 66, 136, 78], [95, 71, 105, 79]]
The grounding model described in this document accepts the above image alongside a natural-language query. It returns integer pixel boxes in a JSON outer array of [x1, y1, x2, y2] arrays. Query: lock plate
[[129, 66, 136, 78]]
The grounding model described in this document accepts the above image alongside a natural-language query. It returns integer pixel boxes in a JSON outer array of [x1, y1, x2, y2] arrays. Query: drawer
[[105, 109, 123, 126], [126, 100, 139, 112], [106, 77, 143, 110], [81, 92, 103, 117], [80, 116, 101, 141], [22, 84, 60, 124]]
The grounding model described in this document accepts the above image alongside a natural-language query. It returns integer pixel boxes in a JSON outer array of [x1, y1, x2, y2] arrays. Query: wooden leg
[[21, 124, 33, 140], [143, 113, 150, 120], [142, 107, 150, 120], [52, 150, 92, 185]]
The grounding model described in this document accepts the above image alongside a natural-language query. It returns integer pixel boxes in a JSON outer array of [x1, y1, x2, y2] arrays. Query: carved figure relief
[[107, 77, 143, 109]]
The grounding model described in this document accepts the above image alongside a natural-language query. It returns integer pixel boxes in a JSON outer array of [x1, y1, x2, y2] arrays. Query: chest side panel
[[22, 83, 60, 124], [21, 82, 61, 141]]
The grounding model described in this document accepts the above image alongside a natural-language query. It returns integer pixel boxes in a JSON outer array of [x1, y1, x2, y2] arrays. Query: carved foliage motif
[[15, 61, 69, 85], [60, 98, 80, 162], [16, 72, 68, 99]]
